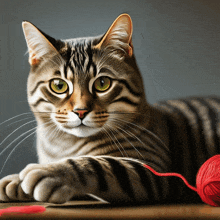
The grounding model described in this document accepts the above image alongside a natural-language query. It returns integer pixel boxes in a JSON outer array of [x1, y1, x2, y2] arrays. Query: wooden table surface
[[1, 200, 220, 219]]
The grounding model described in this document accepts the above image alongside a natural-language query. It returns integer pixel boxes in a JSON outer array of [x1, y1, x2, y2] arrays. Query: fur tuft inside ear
[[22, 22, 59, 65], [94, 14, 133, 56]]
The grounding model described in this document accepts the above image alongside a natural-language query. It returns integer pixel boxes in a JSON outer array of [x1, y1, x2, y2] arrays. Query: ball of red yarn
[[196, 155, 220, 207]]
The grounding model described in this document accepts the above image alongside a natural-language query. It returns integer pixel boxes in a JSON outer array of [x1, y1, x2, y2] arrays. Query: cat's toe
[[32, 177, 61, 202], [19, 162, 80, 203], [48, 185, 74, 204], [20, 168, 49, 195], [0, 174, 19, 201], [0, 178, 10, 201], [0, 174, 32, 202], [30, 177, 73, 203], [5, 180, 19, 201]]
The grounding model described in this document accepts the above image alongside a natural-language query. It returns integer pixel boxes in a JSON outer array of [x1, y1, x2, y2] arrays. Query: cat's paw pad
[[0, 174, 32, 202], [19, 163, 75, 204]]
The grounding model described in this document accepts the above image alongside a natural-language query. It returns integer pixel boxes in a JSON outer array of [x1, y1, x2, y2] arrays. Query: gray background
[[0, 0, 220, 178]]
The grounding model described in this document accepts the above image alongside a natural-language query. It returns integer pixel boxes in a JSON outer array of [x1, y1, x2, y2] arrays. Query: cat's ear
[[94, 14, 133, 56], [22, 21, 59, 66]]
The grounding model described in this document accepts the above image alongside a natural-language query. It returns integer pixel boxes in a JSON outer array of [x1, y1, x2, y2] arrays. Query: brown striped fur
[[0, 14, 219, 205]]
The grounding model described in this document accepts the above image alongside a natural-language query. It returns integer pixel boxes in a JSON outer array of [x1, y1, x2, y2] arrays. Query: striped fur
[[0, 14, 219, 205]]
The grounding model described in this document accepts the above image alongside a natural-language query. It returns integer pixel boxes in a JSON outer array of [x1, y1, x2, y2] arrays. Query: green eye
[[94, 77, 111, 92], [50, 78, 68, 94]]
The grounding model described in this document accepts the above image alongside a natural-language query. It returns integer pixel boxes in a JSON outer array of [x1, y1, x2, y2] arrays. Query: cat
[[0, 13, 219, 205]]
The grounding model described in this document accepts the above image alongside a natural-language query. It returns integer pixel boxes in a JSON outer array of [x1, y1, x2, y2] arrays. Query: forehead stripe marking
[[30, 81, 46, 96], [64, 63, 68, 78], [118, 79, 141, 97], [112, 97, 139, 106], [32, 98, 50, 107]]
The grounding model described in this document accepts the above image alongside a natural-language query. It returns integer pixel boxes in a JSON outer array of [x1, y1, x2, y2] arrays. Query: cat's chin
[[63, 125, 102, 138]]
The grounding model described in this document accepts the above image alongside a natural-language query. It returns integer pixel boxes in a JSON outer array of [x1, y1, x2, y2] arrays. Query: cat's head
[[23, 14, 147, 138]]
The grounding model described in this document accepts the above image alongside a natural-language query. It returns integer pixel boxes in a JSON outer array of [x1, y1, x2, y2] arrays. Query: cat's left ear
[[22, 21, 59, 66], [94, 14, 133, 57]]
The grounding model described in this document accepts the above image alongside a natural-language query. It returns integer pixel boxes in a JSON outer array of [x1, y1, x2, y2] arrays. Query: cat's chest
[[35, 123, 148, 163], [36, 130, 80, 163], [36, 128, 106, 163]]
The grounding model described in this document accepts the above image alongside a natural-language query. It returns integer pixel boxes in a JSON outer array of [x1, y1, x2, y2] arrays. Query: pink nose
[[74, 109, 88, 119]]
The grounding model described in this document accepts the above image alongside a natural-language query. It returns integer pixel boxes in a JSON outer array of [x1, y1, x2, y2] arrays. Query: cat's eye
[[94, 76, 111, 92], [50, 78, 68, 94]]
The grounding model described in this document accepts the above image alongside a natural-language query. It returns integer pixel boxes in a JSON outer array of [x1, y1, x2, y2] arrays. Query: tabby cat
[[0, 14, 219, 205]]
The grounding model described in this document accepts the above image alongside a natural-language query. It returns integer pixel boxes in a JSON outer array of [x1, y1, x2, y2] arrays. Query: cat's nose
[[74, 109, 88, 119]]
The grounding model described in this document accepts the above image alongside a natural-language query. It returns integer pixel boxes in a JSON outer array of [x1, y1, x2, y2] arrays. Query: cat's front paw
[[19, 162, 77, 204], [0, 174, 32, 202]]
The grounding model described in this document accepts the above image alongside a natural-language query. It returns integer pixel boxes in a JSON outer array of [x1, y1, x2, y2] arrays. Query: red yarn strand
[[143, 164, 197, 192], [0, 206, 46, 216], [143, 155, 220, 207]]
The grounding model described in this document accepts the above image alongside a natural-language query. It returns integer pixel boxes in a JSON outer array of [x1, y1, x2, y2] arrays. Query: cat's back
[[154, 96, 220, 125], [152, 96, 220, 184]]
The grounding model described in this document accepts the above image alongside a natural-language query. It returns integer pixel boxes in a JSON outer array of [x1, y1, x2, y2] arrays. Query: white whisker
[[0, 121, 54, 175], [114, 117, 168, 151], [109, 119, 145, 160], [42, 123, 57, 139], [48, 125, 59, 140], [0, 120, 36, 147], [104, 124, 126, 157], [0, 131, 36, 175], [102, 127, 119, 154], [6, 116, 34, 127], [0, 121, 52, 156], [107, 124, 129, 157], [0, 112, 33, 127]]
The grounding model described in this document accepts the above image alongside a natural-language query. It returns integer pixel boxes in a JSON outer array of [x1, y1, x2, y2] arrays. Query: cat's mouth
[[51, 112, 105, 137], [53, 119, 102, 137], [63, 123, 102, 137], [63, 123, 87, 129]]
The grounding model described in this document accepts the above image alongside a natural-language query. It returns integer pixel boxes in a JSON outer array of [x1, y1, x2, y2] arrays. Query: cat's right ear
[[22, 21, 59, 66], [94, 14, 133, 57]]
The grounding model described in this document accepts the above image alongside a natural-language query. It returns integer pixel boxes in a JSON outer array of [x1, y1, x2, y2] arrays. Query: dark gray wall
[[0, 0, 220, 178]]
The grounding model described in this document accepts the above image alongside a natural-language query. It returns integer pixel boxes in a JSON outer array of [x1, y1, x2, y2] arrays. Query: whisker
[[109, 120, 144, 160], [102, 127, 113, 145], [107, 111, 152, 123], [49, 126, 59, 140], [114, 117, 169, 152], [108, 111, 145, 116], [53, 126, 64, 140], [102, 126, 125, 157], [0, 112, 33, 127], [0, 121, 54, 175], [42, 124, 57, 139], [104, 124, 126, 157], [0, 130, 36, 175], [6, 116, 34, 127], [107, 124, 129, 157], [0, 120, 36, 147], [100, 128, 114, 153], [0, 121, 52, 156], [32, 111, 57, 114], [56, 128, 64, 140]]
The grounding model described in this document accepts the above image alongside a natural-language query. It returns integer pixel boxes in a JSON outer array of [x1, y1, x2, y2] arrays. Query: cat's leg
[[0, 174, 33, 202], [9, 156, 169, 204]]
